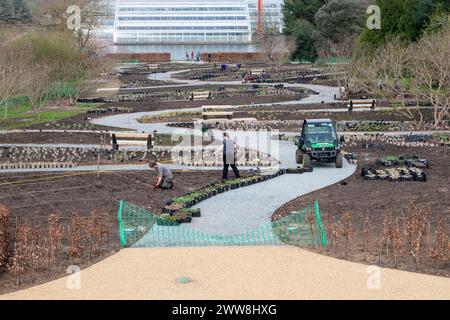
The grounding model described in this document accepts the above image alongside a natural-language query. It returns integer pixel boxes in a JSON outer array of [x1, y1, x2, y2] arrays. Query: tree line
[[283, 0, 450, 62]]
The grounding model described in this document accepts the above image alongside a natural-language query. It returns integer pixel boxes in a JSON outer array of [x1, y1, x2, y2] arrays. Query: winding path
[[89, 85, 357, 244], [1, 71, 449, 300]]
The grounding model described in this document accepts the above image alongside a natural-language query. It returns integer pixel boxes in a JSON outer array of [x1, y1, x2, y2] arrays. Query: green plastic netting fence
[[118, 200, 327, 248]]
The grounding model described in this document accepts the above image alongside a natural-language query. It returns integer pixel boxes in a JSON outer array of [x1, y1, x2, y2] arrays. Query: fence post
[[314, 201, 328, 248], [117, 200, 127, 247]]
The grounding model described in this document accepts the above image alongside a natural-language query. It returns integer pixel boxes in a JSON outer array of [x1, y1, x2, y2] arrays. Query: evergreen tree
[[0, 0, 13, 22], [12, 0, 31, 22], [290, 19, 319, 62], [282, 0, 326, 34], [360, 0, 446, 48], [315, 0, 369, 45]]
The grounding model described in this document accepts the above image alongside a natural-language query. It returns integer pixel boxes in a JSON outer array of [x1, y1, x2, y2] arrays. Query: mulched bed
[[0, 169, 223, 294], [0, 132, 110, 145], [25, 90, 304, 131], [274, 144, 450, 277], [234, 108, 437, 122]]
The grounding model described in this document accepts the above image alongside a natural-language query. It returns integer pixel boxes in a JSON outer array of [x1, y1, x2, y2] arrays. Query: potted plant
[[175, 212, 192, 224], [180, 207, 201, 218], [189, 208, 201, 218], [157, 214, 180, 226], [163, 202, 186, 214]]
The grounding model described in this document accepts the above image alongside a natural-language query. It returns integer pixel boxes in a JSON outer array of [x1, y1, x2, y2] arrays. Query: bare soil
[[0, 132, 109, 145], [274, 144, 450, 277], [0, 169, 223, 294]]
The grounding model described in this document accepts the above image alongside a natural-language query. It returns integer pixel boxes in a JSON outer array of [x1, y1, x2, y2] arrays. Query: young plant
[[326, 214, 339, 256], [67, 214, 84, 261], [403, 203, 429, 271], [361, 211, 370, 262], [380, 212, 392, 260], [391, 217, 403, 267], [428, 215, 450, 271], [47, 213, 64, 266], [0, 205, 8, 270], [339, 212, 354, 257]]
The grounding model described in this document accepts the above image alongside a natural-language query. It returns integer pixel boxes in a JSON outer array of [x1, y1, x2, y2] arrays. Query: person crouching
[[149, 162, 174, 189]]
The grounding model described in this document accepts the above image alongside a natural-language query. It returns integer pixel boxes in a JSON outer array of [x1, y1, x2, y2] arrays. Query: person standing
[[191, 51, 195, 61], [149, 162, 174, 189], [222, 132, 240, 180]]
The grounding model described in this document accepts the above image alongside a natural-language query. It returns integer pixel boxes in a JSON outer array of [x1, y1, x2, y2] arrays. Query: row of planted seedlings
[[341, 133, 448, 148], [158, 169, 287, 226], [337, 120, 450, 132]]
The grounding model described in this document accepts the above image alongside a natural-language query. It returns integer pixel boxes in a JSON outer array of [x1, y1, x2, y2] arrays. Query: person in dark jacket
[[222, 132, 240, 180]]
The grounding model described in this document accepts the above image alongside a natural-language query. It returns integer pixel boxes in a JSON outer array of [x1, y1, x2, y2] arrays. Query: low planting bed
[[377, 155, 428, 168], [337, 120, 450, 132], [160, 170, 288, 226], [274, 143, 450, 277], [0, 146, 172, 166], [361, 166, 427, 182], [342, 133, 449, 149], [0, 170, 223, 294]]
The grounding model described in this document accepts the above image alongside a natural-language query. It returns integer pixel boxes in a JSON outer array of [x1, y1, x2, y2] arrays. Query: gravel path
[[190, 161, 355, 235], [2, 246, 449, 300], [2, 74, 449, 299]]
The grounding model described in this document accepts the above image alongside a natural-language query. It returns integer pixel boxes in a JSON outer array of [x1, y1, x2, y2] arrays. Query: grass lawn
[[0, 102, 100, 130]]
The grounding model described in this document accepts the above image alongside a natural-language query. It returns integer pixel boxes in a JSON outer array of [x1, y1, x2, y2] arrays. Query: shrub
[[45, 82, 78, 101]]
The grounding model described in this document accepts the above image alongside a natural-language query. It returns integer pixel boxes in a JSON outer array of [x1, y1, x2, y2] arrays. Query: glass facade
[[247, 0, 284, 33], [114, 0, 253, 44]]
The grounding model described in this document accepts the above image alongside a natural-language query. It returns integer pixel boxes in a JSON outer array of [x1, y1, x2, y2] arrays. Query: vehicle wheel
[[303, 153, 311, 169], [335, 153, 343, 168], [295, 149, 303, 164]]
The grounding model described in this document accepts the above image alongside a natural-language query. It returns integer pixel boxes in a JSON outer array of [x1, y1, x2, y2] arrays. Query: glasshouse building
[[113, 0, 254, 44], [247, 0, 284, 33]]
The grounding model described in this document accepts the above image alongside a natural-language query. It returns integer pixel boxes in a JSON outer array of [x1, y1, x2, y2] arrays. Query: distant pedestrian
[[191, 51, 195, 61], [196, 51, 201, 61], [149, 162, 174, 189], [186, 52, 190, 61], [222, 132, 240, 180]]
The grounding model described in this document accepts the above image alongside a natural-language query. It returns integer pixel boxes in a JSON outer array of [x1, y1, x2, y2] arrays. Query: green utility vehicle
[[295, 119, 343, 169]]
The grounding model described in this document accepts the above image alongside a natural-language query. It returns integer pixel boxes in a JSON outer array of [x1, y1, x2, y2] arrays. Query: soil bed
[[0, 169, 222, 294], [0, 132, 110, 145], [274, 144, 450, 277], [26, 89, 308, 131]]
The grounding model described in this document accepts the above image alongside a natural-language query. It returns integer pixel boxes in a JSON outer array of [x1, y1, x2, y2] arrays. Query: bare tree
[[258, 27, 294, 70], [33, 0, 107, 50], [349, 39, 424, 122], [410, 28, 450, 128], [23, 64, 50, 113], [0, 43, 27, 119]]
